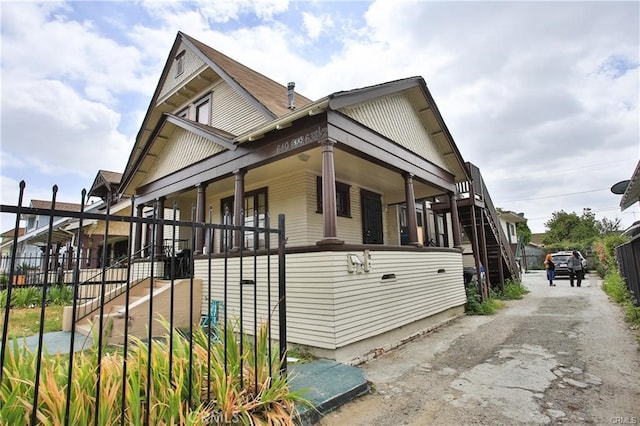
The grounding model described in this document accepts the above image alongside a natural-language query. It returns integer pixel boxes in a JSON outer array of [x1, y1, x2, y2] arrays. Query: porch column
[[449, 192, 462, 248], [233, 169, 246, 250], [134, 204, 144, 258], [155, 196, 165, 258], [90, 237, 99, 268], [317, 138, 344, 245], [65, 242, 73, 270], [194, 183, 207, 255], [403, 173, 420, 246]]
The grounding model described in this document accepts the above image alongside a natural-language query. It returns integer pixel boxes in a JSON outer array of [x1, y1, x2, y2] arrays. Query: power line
[[487, 160, 637, 183], [496, 188, 610, 203]]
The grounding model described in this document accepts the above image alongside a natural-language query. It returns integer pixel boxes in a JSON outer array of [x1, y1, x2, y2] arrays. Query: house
[[44, 30, 526, 363], [0, 228, 24, 273], [108, 31, 477, 361], [0, 170, 132, 278], [497, 210, 527, 270]]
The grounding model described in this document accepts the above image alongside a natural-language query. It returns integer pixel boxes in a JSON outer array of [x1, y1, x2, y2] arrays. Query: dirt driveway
[[319, 271, 640, 425]]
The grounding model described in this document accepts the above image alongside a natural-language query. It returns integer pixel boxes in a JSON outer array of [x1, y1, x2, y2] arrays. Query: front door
[[361, 189, 383, 244]]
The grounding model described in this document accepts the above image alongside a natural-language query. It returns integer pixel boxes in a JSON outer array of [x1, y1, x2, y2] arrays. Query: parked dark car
[[551, 251, 588, 276]]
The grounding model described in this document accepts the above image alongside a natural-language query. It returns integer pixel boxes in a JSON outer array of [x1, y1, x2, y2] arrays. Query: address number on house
[[275, 126, 328, 155]]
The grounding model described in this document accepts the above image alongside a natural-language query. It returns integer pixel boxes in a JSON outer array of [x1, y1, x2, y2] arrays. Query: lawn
[[0, 305, 65, 340]]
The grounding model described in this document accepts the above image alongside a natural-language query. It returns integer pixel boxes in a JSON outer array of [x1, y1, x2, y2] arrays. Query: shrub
[[47, 285, 73, 306], [10, 287, 42, 308], [499, 279, 529, 300], [465, 285, 504, 315], [0, 318, 310, 424], [601, 271, 640, 331]]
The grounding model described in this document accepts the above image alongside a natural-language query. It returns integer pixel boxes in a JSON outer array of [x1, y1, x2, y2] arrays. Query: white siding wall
[[158, 42, 206, 100], [341, 94, 449, 170], [142, 129, 227, 186], [332, 250, 465, 346], [211, 82, 268, 135], [192, 248, 465, 352], [500, 219, 518, 244]]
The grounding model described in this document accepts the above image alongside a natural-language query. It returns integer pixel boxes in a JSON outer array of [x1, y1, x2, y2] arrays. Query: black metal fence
[[616, 234, 640, 304], [0, 182, 287, 423]]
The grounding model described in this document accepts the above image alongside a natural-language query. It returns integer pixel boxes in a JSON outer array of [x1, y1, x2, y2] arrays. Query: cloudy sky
[[1, 0, 639, 234]]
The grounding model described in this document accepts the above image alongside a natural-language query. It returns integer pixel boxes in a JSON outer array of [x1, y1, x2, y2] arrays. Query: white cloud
[[2, 77, 130, 177], [301, 11, 333, 40]]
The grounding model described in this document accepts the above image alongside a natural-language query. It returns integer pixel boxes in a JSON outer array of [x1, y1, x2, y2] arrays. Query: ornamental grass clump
[[0, 318, 309, 425]]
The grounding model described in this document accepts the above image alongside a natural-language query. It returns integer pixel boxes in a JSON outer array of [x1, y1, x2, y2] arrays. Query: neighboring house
[[498, 210, 526, 270], [1, 171, 132, 274], [14, 200, 81, 269], [498, 210, 524, 246], [115, 31, 473, 361], [0, 228, 24, 272]]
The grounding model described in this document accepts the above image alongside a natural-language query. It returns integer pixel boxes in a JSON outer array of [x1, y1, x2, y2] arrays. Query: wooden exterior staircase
[[434, 162, 521, 299]]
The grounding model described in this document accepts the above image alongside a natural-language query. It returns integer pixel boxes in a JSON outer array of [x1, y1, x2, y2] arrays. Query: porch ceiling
[[169, 147, 446, 207]]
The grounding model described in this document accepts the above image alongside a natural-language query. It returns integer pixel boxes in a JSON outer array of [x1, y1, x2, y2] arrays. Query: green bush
[[47, 285, 73, 306], [601, 271, 629, 304], [499, 279, 529, 300], [601, 271, 640, 330], [465, 285, 504, 315], [0, 319, 310, 424], [10, 287, 42, 308]]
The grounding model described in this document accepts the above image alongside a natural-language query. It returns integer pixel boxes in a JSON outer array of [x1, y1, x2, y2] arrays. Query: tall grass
[[0, 318, 309, 424]]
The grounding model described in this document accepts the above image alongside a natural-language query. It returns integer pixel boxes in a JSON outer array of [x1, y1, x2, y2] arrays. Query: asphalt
[[7, 331, 368, 425]]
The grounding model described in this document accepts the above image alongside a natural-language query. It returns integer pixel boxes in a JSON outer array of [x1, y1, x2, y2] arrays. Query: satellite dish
[[611, 180, 630, 195]]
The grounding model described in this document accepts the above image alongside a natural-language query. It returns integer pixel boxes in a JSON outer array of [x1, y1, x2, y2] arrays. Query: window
[[316, 176, 351, 217], [177, 108, 188, 119], [175, 51, 185, 77], [195, 95, 210, 125], [220, 188, 268, 251]]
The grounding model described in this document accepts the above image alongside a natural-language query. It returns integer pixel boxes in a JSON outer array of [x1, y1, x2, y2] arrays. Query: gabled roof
[[1, 227, 24, 238], [620, 160, 640, 211], [29, 200, 81, 212], [89, 170, 122, 199], [181, 33, 312, 118], [326, 76, 470, 183], [498, 210, 526, 224], [120, 32, 313, 194]]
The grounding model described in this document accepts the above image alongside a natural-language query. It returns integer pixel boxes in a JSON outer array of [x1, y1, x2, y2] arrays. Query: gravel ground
[[318, 271, 640, 425]]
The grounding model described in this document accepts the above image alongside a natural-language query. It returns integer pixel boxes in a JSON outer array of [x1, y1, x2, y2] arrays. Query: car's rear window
[[552, 255, 570, 262]]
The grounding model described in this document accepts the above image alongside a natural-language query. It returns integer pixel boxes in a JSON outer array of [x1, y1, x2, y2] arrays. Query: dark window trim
[[175, 50, 185, 77], [219, 187, 268, 251], [194, 93, 211, 125], [316, 176, 352, 218]]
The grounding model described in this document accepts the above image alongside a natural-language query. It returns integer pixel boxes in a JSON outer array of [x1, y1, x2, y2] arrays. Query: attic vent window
[[175, 50, 185, 77]]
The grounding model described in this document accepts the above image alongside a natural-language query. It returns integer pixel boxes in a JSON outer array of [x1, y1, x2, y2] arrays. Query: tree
[[516, 220, 532, 245], [542, 209, 621, 251], [596, 217, 622, 236], [542, 210, 599, 250]]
